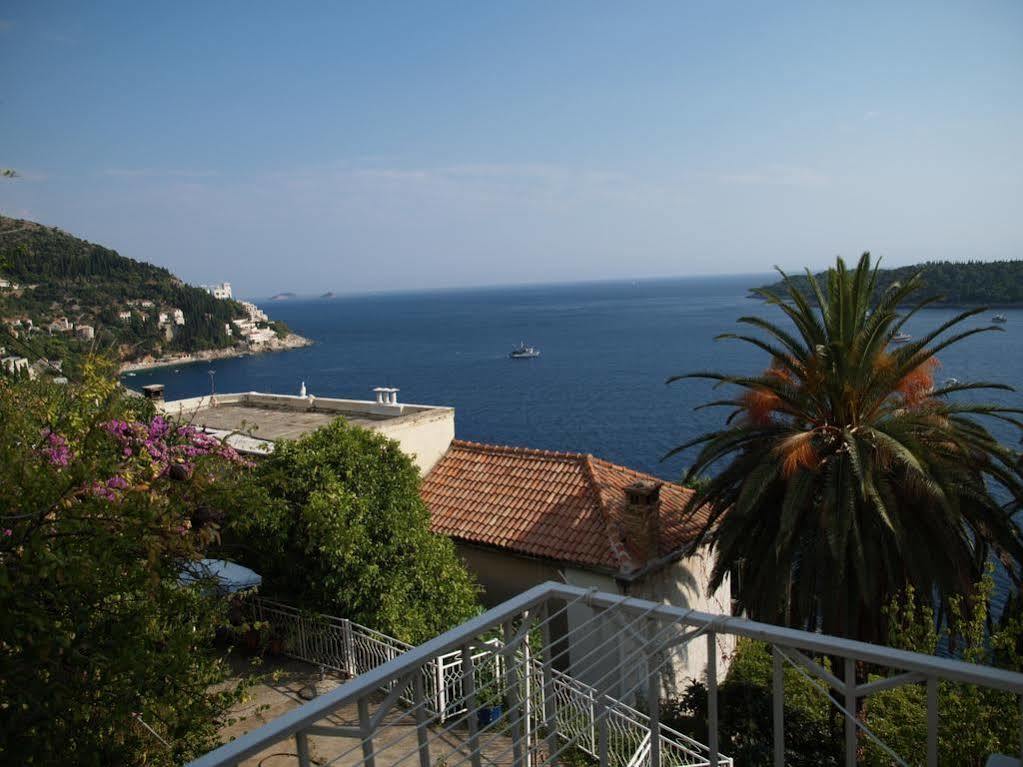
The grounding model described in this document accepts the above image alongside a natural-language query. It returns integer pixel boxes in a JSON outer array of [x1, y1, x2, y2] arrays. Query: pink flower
[[40, 429, 72, 467]]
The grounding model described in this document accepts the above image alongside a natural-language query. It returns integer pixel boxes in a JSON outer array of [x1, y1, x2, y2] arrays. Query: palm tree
[[668, 253, 1023, 642]]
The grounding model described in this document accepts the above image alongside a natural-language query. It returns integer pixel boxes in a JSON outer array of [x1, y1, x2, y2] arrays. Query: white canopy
[[179, 558, 262, 593]]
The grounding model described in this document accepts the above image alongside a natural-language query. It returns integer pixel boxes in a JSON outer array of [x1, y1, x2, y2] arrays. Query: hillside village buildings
[[1, 355, 30, 376], [3, 265, 288, 374], [0, 278, 38, 291], [48, 317, 72, 334], [229, 301, 276, 345], [203, 282, 233, 300], [156, 385, 732, 689]]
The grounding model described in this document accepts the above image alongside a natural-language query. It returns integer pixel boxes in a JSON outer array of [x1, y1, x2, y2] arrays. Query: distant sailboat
[[992, 314, 1008, 324]]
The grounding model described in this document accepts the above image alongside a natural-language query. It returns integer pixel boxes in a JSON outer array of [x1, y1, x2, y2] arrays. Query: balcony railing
[[192, 582, 1023, 767], [253, 598, 500, 721], [249, 596, 721, 765]]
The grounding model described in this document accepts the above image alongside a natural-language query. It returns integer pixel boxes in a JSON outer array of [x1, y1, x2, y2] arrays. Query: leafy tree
[[861, 570, 1022, 766], [668, 253, 1023, 643], [0, 360, 253, 765], [221, 419, 481, 644]]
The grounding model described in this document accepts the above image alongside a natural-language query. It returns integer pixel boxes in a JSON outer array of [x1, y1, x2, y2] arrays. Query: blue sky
[[1, 2, 1021, 297]]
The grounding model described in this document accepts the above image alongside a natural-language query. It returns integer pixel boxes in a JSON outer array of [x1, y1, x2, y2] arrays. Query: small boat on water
[[944, 378, 960, 387], [509, 343, 540, 359], [992, 314, 1008, 324], [891, 332, 912, 344]]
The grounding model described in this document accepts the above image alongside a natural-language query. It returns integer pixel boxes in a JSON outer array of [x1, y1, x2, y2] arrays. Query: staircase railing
[[250, 596, 727, 766], [193, 582, 1023, 767]]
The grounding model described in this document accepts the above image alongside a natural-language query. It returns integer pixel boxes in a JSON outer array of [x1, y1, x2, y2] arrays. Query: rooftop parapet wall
[[160, 391, 448, 418], [158, 391, 455, 474]]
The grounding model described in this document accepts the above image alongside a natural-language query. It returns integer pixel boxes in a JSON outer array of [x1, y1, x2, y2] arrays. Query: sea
[[124, 274, 1023, 615]]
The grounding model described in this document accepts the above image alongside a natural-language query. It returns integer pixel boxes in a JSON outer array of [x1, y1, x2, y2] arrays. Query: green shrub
[[222, 419, 480, 644], [0, 362, 252, 765], [861, 572, 1021, 766], [665, 573, 1023, 766], [663, 637, 841, 766]]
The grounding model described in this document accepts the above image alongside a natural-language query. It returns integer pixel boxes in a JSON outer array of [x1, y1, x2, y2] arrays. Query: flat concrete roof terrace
[[182, 402, 376, 441]]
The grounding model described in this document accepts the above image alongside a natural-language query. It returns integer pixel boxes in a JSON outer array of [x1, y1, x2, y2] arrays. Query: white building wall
[[562, 568, 624, 694], [626, 548, 735, 697], [158, 392, 454, 475], [560, 548, 733, 702], [373, 409, 455, 474]]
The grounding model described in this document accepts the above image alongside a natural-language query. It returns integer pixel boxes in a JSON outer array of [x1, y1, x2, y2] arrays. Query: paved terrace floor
[[219, 660, 517, 767], [181, 404, 377, 441]]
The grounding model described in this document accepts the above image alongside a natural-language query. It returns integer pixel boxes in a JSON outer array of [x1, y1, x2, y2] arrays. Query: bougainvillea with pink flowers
[[102, 416, 250, 476], [0, 359, 256, 765]]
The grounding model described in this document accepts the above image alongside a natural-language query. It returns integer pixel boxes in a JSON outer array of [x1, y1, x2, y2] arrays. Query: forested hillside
[[0, 215, 248, 372], [757, 259, 1023, 306]]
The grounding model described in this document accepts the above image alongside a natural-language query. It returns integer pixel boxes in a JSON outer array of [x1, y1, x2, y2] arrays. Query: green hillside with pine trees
[[758, 259, 1023, 306], [0, 215, 252, 375]]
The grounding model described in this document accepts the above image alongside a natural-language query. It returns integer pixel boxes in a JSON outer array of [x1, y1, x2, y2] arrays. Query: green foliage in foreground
[[221, 419, 481, 644], [758, 259, 1023, 306], [664, 638, 841, 767], [861, 570, 1022, 766], [667, 573, 1022, 766], [0, 363, 253, 765]]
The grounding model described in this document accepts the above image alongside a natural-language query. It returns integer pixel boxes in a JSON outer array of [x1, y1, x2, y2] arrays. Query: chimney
[[621, 480, 662, 563], [373, 387, 399, 405], [141, 384, 165, 402]]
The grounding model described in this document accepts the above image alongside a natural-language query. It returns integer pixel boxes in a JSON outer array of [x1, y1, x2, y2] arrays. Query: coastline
[[118, 333, 312, 373]]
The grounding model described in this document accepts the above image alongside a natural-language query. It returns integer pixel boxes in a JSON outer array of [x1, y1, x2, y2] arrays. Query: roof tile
[[421, 440, 710, 573]]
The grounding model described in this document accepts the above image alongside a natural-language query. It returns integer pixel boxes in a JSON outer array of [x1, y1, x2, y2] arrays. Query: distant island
[[270, 292, 296, 301], [320, 291, 336, 299], [757, 259, 1023, 307], [0, 215, 311, 378]]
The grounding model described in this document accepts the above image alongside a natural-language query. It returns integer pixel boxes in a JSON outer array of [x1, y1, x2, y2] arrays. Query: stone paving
[[218, 660, 521, 767]]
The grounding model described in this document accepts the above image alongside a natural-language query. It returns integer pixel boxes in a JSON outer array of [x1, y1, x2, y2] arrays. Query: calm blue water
[[126, 274, 1023, 613]]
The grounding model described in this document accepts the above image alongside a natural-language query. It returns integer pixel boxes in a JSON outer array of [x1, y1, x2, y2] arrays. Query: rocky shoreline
[[118, 333, 312, 373]]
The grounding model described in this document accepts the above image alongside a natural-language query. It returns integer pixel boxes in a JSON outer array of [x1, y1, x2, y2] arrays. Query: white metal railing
[[253, 598, 499, 721], [192, 582, 1023, 767], [541, 663, 720, 767], [251, 596, 713, 765]]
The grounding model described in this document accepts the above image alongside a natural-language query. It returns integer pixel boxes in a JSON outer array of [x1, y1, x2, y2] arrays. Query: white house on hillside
[[204, 282, 233, 300]]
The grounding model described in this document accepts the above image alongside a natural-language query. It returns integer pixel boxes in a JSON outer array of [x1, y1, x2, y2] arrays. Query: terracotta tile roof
[[421, 440, 711, 574]]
